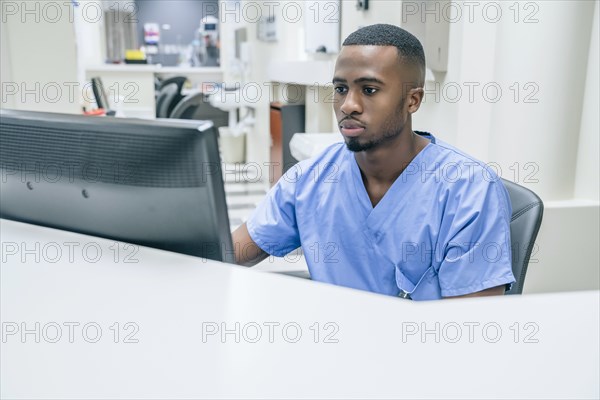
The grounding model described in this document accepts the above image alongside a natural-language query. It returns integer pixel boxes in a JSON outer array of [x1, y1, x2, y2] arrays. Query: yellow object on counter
[[125, 49, 146, 61]]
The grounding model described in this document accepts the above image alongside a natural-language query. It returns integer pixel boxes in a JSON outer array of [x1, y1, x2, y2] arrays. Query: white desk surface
[[1, 219, 598, 399]]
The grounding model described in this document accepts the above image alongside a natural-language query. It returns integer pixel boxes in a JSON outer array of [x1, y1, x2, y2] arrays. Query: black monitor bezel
[[0, 109, 234, 263]]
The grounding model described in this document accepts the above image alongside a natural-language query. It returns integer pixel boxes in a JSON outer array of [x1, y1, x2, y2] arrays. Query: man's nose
[[339, 90, 362, 115]]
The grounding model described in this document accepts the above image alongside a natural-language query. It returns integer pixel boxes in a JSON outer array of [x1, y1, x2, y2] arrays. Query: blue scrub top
[[247, 133, 516, 300]]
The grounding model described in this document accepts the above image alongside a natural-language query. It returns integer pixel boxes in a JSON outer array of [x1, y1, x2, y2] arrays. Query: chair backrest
[[501, 178, 544, 294], [159, 76, 188, 92], [155, 83, 180, 118], [90, 77, 110, 110], [169, 92, 229, 128], [154, 76, 188, 117]]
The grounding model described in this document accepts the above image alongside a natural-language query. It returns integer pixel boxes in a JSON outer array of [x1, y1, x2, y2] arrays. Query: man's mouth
[[339, 119, 366, 137]]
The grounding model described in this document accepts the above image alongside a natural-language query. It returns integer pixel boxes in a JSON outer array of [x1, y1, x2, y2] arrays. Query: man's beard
[[344, 100, 405, 153], [345, 129, 402, 152]]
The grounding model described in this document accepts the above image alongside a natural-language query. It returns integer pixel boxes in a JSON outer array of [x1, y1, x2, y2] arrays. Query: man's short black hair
[[342, 24, 426, 86]]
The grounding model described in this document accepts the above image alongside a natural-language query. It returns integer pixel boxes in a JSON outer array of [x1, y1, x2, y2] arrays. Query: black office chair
[[159, 76, 188, 92], [155, 83, 181, 119], [154, 76, 162, 93], [502, 178, 544, 294], [90, 77, 115, 116], [169, 92, 229, 128], [159, 76, 188, 116]]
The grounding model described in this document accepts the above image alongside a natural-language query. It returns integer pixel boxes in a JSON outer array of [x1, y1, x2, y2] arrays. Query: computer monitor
[[0, 109, 234, 263]]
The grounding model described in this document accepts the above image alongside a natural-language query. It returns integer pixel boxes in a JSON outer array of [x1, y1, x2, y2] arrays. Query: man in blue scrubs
[[232, 24, 515, 300]]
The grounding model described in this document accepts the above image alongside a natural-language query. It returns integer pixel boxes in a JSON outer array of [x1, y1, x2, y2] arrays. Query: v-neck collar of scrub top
[[347, 132, 436, 296], [349, 132, 436, 232]]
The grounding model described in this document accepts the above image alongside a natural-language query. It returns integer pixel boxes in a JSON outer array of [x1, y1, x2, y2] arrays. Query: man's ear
[[407, 87, 424, 114]]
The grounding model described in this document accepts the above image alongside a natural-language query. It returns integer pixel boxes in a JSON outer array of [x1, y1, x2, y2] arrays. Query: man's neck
[[354, 130, 430, 187]]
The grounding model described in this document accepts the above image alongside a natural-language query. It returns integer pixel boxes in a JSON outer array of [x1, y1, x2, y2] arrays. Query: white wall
[[73, 1, 105, 89], [0, 0, 80, 113], [529, 0, 600, 294], [525, 202, 600, 294], [487, 2, 593, 201], [0, 13, 15, 109], [574, 2, 600, 202], [408, 1, 597, 203], [341, 0, 404, 38]]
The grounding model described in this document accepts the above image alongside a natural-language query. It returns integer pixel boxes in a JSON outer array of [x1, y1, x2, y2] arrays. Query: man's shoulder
[[424, 134, 511, 216], [430, 137, 487, 169], [424, 135, 502, 186]]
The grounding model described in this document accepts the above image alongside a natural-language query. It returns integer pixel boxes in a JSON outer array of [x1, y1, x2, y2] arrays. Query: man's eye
[[334, 86, 347, 94], [364, 87, 378, 95]]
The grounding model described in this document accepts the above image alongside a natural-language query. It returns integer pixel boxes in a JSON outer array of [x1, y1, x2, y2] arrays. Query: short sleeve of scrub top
[[246, 164, 303, 257]]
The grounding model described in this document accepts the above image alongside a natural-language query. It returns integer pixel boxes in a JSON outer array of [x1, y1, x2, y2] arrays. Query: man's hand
[[231, 223, 269, 267]]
